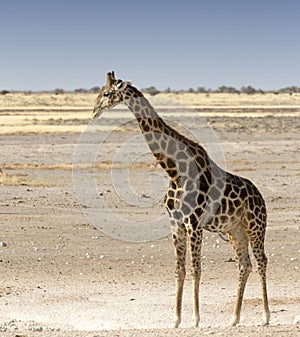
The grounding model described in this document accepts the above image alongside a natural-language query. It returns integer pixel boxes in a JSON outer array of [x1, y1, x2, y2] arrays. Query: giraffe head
[[92, 71, 132, 119]]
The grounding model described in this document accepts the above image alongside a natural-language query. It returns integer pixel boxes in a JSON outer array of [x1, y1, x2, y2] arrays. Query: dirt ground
[[0, 93, 299, 336]]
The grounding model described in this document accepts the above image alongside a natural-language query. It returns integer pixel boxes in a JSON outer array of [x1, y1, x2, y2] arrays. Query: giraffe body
[[93, 72, 270, 328]]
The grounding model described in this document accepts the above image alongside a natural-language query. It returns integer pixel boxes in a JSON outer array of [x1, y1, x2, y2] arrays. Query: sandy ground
[[0, 93, 299, 336]]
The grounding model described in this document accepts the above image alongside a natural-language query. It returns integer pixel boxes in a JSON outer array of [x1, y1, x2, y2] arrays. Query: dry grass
[[1, 92, 300, 110], [1, 92, 300, 135], [0, 92, 95, 109], [0, 170, 28, 186], [0, 168, 52, 187], [160, 92, 300, 108]]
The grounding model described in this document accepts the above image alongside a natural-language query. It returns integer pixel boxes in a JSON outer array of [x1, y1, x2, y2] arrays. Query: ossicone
[[106, 71, 116, 87]]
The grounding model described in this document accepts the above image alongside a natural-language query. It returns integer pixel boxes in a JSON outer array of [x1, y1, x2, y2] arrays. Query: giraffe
[[92, 71, 270, 328]]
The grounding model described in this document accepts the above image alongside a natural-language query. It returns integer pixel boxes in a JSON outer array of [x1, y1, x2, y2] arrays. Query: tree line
[[1, 85, 300, 96], [141, 85, 300, 96]]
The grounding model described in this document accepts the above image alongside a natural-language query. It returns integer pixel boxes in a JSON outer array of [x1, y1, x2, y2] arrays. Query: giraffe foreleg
[[188, 227, 203, 328], [172, 224, 187, 328], [231, 256, 252, 326]]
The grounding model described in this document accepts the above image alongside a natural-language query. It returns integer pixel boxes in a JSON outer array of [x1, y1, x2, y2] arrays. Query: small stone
[[293, 315, 300, 325], [0, 242, 7, 247], [0, 325, 7, 332], [6, 320, 18, 331]]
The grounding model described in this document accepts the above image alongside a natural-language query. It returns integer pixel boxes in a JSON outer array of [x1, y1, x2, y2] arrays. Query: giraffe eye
[[103, 91, 110, 97]]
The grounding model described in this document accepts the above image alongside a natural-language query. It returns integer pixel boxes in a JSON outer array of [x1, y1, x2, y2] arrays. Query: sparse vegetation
[[278, 86, 300, 94], [217, 86, 239, 94], [74, 87, 101, 93], [1, 84, 300, 95], [74, 88, 88, 93]]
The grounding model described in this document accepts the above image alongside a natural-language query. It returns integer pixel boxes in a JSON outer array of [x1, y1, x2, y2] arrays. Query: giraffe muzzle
[[92, 107, 103, 119]]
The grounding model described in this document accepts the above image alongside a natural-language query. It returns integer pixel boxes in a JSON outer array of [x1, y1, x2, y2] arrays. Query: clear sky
[[1, 0, 300, 91]]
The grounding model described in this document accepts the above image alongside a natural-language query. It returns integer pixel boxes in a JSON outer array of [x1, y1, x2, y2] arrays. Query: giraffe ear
[[116, 81, 131, 91]]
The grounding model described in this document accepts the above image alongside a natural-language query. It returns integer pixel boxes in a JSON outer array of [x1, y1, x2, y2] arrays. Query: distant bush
[[74, 88, 88, 93], [0, 90, 10, 95], [196, 86, 208, 93], [54, 88, 64, 95], [278, 86, 300, 94], [240, 85, 257, 95], [21, 84, 300, 95], [141, 86, 160, 96], [89, 86, 101, 93], [217, 85, 239, 94]]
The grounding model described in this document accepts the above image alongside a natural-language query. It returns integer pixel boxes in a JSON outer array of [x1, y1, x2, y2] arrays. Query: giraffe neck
[[122, 86, 210, 181], [121, 85, 161, 121]]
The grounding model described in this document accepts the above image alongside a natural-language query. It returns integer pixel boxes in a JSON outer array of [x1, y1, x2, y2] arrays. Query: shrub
[[54, 88, 64, 95], [218, 86, 239, 94], [74, 88, 88, 93], [240, 85, 256, 95], [89, 86, 101, 93], [0, 90, 10, 95], [141, 86, 160, 96]]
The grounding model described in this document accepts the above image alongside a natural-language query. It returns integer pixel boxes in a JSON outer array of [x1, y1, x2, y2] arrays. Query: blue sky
[[1, 0, 300, 91]]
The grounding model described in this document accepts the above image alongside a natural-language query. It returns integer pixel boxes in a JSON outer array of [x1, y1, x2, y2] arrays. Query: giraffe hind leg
[[249, 235, 270, 326], [227, 228, 252, 326], [244, 184, 270, 325]]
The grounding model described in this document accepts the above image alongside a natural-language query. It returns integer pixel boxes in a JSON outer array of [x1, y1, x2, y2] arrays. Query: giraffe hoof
[[230, 317, 240, 327], [173, 318, 180, 328], [192, 316, 200, 328], [262, 314, 270, 326]]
